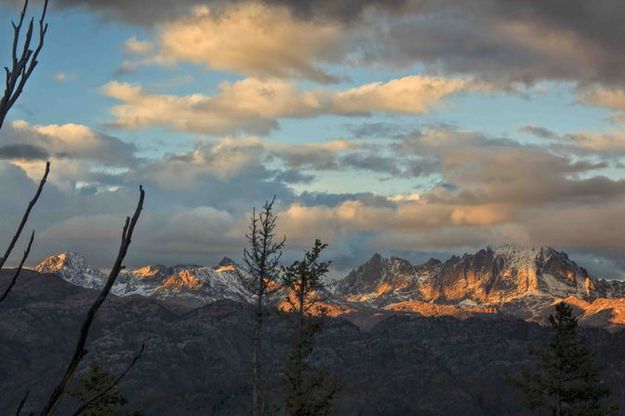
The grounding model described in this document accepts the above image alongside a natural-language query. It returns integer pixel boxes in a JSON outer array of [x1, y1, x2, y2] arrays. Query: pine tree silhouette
[[510, 302, 617, 416], [281, 239, 340, 416], [70, 361, 141, 416]]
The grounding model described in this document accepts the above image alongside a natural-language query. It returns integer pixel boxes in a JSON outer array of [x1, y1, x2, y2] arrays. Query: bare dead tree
[[0, 0, 50, 130], [0, 0, 51, 303], [0, 161, 49, 270], [70, 344, 145, 416], [39, 185, 145, 416], [242, 196, 286, 416], [0, 230, 34, 304], [0, 161, 48, 305]]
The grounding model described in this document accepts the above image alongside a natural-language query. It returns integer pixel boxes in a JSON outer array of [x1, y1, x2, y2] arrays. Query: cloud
[[0, 0, 408, 25], [522, 124, 625, 155], [53, 72, 76, 83], [154, 3, 344, 83], [266, 127, 625, 268], [273, 169, 315, 184], [579, 86, 625, 111], [365, 0, 625, 88], [0, 120, 139, 191], [577, 86, 625, 123], [123, 37, 154, 54], [102, 76, 484, 135], [0, 123, 623, 278], [1, 120, 137, 166], [7, 0, 625, 89], [0, 144, 49, 160]]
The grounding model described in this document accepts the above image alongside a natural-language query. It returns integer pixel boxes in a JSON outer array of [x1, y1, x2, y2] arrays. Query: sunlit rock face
[[34, 251, 107, 290], [424, 246, 594, 304], [332, 245, 606, 309], [332, 254, 437, 306], [33, 245, 625, 328], [34, 254, 253, 308], [329, 245, 625, 326]]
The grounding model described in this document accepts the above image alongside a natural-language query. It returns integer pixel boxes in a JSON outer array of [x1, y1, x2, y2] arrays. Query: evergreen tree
[[70, 361, 142, 416], [281, 240, 340, 416], [510, 302, 617, 416], [242, 196, 286, 416]]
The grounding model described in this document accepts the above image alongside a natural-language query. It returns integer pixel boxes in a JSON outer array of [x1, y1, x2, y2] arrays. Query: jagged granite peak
[[34, 246, 625, 323], [331, 253, 420, 303], [428, 244, 593, 304], [129, 264, 169, 279], [332, 245, 624, 310], [34, 252, 252, 308], [214, 256, 239, 271], [34, 251, 106, 289]]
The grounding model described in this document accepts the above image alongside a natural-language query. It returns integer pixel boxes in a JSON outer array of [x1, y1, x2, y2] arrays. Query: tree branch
[[70, 344, 145, 416], [0, 161, 49, 272], [0, 229, 34, 305], [39, 186, 145, 416], [0, 0, 49, 130], [15, 390, 29, 416]]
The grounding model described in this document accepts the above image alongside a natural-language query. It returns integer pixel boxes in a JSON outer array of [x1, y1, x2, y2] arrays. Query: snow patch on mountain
[[34, 253, 254, 307], [34, 251, 107, 290]]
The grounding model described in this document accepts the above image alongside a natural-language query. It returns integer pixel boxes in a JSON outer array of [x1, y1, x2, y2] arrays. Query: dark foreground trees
[[281, 239, 340, 416], [510, 302, 617, 416], [70, 361, 142, 416], [241, 200, 340, 415]]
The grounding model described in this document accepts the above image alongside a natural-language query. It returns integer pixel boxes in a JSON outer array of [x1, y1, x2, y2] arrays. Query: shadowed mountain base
[[2, 271, 625, 415]]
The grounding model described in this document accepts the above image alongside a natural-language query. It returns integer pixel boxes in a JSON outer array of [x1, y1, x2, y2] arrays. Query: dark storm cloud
[[0, 0, 408, 25], [6, 0, 624, 87], [0, 144, 49, 160], [374, 0, 625, 87]]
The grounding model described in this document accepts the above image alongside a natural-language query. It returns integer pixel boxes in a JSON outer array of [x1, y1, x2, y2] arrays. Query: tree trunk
[[252, 289, 263, 416]]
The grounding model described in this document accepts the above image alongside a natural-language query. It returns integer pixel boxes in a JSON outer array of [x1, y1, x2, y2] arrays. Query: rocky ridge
[[33, 245, 625, 328]]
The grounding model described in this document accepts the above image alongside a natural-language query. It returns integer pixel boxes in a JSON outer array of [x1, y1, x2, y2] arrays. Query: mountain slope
[[333, 246, 623, 306], [34, 251, 252, 308], [33, 245, 625, 327], [3, 270, 625, 415]]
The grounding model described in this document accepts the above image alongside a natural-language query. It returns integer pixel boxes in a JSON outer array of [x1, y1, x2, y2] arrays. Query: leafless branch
[[0, 230, 34, 305], [40, 186, 145, 416], [16, 390, 29, 415], [70, 344, 145, 416], [0, 0, 49, 130], [0, 160, 49, 272], [0, 0, 51, 304]]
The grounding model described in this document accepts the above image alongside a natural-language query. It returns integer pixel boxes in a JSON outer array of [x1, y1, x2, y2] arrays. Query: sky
[[1, 0, 625, 277]]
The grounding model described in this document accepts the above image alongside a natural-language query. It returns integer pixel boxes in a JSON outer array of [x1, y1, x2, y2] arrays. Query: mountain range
[[32, 245, 625, 329], [3, 245, 625, 414], [3, 266, 625, 415]]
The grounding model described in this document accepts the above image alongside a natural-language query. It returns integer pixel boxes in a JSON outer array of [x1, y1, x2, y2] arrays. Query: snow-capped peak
[[34, 252, 253, 308], [35, 251, 107, 290]]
